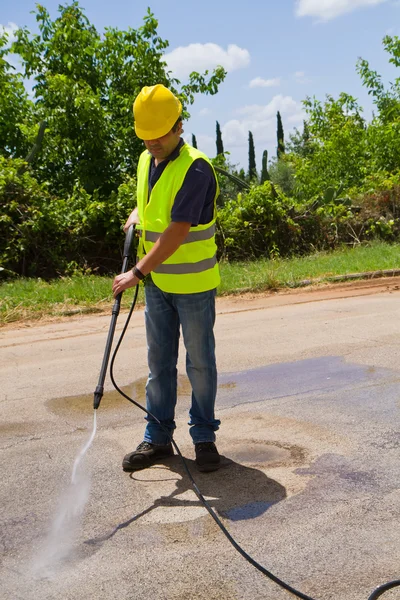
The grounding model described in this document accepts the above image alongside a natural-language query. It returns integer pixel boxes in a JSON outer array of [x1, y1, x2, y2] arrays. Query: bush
[[0, 157, 63, 277], [217, 182, 297, 260], [350, 186, 400, 242], [0, 156, 138, 278], [268, 158, 296, 197]]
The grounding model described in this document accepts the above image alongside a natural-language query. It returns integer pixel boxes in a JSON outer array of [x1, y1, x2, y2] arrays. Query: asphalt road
[[1, 281, 399, 600]]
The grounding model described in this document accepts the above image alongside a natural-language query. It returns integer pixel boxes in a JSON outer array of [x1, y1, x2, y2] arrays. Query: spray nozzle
[[93, 386, 103, 410]]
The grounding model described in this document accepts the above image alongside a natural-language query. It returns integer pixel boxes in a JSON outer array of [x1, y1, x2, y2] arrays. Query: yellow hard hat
[[133, 84, 182, 140]]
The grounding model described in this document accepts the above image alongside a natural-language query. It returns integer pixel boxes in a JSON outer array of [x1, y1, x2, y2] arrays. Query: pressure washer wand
[[93, 224, 135, 410]]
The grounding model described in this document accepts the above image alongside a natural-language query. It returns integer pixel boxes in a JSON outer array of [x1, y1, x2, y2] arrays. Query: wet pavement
[[0, 285, 399, 600]]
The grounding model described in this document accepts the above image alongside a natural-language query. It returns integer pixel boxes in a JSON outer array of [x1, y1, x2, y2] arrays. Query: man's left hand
[[112, 271, 138, 297]]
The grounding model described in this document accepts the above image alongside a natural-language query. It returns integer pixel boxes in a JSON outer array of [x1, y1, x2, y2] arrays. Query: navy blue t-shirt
[[148, 139, 216, 226]]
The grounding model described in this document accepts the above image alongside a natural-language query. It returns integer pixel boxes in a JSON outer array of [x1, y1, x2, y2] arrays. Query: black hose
[[109, 285, 399, 600]]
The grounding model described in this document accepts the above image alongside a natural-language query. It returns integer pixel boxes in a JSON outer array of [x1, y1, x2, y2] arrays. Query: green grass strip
[[1, 241, 400, 325]]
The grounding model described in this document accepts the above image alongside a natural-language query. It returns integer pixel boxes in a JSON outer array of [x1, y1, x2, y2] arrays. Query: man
[[112, 84, 221, 473]]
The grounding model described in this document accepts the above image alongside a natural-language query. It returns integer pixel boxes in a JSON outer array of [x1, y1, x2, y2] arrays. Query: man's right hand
[[123, 207, 140, 232]]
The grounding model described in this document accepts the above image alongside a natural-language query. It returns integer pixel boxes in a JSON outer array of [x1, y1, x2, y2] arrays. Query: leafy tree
[[0, 33, 34, 158], [260, 149, 270, 183], [192, 134, 197, 148], [11, 2, 226, 197], [248, 130, 257, 181], [287, 120, 314, 158], [268, 157, 296, 196], [216, 120, 224, 155], [1, 3, 227, 277], [293, 93, 367, 200], [357, 35, 400, 173], [277, 111, 285, 158]]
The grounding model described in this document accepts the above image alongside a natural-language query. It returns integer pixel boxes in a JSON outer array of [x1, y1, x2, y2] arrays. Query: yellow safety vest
[[136, 143, 220, 294]]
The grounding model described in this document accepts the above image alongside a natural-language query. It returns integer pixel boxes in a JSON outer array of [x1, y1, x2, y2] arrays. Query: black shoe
[[195, 442, 221, 472], [122, 441, 173, 472]]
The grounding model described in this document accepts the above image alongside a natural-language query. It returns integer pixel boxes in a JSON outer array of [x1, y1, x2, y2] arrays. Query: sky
[[1, 0, 400, 170]]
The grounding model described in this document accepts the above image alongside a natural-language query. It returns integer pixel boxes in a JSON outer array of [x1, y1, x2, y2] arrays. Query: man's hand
[[123, 207, 140, 232], [112, 270, 138, 297]]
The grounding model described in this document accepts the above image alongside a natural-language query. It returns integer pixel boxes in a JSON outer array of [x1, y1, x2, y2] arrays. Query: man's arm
[[112, 221, 191, 297]]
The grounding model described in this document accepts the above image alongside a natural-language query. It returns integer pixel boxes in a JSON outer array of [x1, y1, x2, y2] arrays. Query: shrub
[[0, 156, 138, 278], [216, 182, 297, 260]]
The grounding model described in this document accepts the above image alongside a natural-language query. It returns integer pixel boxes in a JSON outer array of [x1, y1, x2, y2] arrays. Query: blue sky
[[1, 0, 400, 170]]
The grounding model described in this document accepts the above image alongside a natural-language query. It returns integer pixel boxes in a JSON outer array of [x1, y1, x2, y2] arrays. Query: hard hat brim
[[134, 113, 181, 141]]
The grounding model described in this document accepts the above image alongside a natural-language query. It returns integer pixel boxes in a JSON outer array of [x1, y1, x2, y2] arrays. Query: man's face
[[143, 121, 183, 161]]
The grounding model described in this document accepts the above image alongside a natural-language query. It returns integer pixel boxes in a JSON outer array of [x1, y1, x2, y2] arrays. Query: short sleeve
[[171, 159, 216, 226]]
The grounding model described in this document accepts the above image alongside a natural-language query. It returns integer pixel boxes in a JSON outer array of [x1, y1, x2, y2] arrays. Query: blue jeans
[[143, 279, 220, 445]]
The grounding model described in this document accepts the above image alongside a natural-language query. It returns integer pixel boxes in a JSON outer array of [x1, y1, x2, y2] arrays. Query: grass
[[218, 240, 400, 294], [1, 241, 400, 325]]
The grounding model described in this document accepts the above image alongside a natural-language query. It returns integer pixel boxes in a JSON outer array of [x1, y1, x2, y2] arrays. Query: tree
[[287, 120, 314, 158], [216, 120, 224, 156], [248, 131, 257, 182], [0, 33, 34, 159], [357, 35, 400, 173], [11, 3, 227, 197], [1, 3, 227, 277], [277, 111, 285, 158], [260, 150, 270, 183], [192, 134, 197, 148], [294, 93, 367, 199]]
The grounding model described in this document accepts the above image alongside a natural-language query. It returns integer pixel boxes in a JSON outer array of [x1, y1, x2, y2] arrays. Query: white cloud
[[184, 133, 214, 156], [296, 0, 388, 21], [0, 22, 18, 44], [199, 108, 212, 117], [294, 70, 311, 84], [164, 43, 250, 78], [222, 95, 305, 148], [249, 77, 281, 88]]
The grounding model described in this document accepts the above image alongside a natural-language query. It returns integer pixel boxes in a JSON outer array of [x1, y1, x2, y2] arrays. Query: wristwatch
[[132, 266, 145, 280]]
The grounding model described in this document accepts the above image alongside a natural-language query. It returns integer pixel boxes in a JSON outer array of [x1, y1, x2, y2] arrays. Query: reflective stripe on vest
[[154, 254, 217, 275], [145, 223, 216, 244]]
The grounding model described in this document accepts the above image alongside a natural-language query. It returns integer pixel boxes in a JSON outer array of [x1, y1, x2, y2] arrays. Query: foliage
[[5, 10, 400, 275], [216, 120, 224, 156], [192, 134, 197, 149], [286, 120, 314, 158], [0, 2, 226, 277], [217, 182, 295, 260], [10, 2, 226, 198], [292, 93, 367, 200], [247, 131, 257, 182], [0, 154, 139, 278], [277, 111, 285, 158], [0, 33, 35, 159], [211, 153, 248, 207], [268, 157, 296, 196], [0, 156, 63, 277], [260, 150, 270, 183]]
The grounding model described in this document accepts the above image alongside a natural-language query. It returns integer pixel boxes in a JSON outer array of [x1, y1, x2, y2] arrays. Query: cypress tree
[[277, 111, 285, 159], [192, 134, 198, 149], [248, 131, 257, 182], [260, 149, 270, 183], [216, 121, 224, 156]]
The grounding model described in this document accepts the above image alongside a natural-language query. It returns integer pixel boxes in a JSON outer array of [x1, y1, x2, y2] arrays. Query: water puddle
[[46, 375, 236, 416], [227, 441, 292, 465]]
